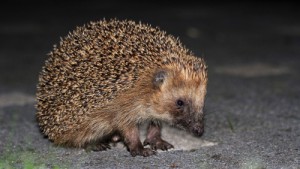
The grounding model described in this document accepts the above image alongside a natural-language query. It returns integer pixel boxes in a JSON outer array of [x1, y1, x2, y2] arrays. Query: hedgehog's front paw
[[143, 137, 174, 151], [130, 147, 156, 157]]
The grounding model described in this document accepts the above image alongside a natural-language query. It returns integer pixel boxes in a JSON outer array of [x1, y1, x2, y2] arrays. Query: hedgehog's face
[[151, 67, 207, 137]]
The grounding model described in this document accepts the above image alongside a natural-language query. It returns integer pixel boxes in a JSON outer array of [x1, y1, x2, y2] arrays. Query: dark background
[[1, 1, 299, 92]]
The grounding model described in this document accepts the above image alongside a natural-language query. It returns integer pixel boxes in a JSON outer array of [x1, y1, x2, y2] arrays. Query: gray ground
[[0, 2, 299, 169]]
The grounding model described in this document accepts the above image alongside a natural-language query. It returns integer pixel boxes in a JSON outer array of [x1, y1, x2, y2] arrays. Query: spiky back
[[36, 19, 206, 140]]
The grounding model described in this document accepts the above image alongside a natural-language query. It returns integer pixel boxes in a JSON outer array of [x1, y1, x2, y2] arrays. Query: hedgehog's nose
[[191, 123, 204, 137]]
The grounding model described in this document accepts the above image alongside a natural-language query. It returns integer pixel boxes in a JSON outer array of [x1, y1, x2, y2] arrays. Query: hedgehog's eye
[[176, 99, 185, 108]]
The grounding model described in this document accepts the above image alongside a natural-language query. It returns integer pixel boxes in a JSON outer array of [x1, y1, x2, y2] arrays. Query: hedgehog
[[36, 19, 207, 157]]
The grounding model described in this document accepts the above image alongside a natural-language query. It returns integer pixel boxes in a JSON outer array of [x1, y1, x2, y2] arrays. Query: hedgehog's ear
[[153, 70, 167, 88]]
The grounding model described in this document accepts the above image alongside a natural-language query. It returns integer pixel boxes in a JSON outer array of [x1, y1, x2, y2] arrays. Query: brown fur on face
[[148, 60, 207, 136]]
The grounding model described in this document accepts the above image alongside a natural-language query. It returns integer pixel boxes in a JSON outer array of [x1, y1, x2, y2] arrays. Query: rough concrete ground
[[0, 2, 299, 169]]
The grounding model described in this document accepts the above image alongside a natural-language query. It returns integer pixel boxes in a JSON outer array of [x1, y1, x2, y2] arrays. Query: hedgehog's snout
[[174, 111, 205, 137], [189, 110, 205, 137], [190, 122, 204, 137]]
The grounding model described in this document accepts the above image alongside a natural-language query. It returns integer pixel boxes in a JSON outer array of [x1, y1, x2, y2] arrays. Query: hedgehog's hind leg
[[84, 139, 111, 152], [143, 121, 174, 151], [85, 142, 111, 152], [84, 132, 123, 151]]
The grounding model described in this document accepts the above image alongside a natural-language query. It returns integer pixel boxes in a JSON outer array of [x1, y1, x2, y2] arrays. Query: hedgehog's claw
[[143, 137, 174, 151], [130, 147, 156, 157]]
